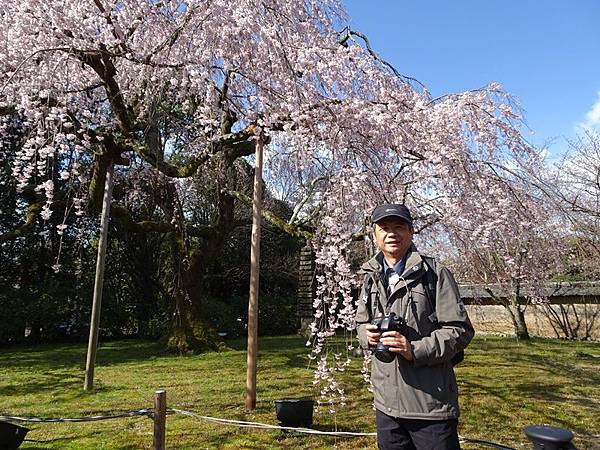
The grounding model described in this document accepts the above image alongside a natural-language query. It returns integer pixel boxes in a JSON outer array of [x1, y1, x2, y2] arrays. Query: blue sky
[[342, 0, 600, 158]]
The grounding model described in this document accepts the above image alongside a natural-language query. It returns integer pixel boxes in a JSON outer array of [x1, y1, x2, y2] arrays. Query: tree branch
[[111, 205, 216, 239], [289, 176, 326, 225], [129, 125, 257, 177], [75, 49, 136, 132], [225, 189, 313, 240], [0, 202, 43, 243]]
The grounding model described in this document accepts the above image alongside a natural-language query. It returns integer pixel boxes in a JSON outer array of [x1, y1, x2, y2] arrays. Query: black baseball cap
[[371, 203, 413, 226]]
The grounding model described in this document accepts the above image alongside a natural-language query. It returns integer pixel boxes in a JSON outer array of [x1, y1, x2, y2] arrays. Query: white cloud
[[577, 91, 600, 132]]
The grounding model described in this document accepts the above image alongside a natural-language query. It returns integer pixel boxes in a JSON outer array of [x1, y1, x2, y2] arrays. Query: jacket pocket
[[397, 361, 456, 416], [371, 358, 398, 408]]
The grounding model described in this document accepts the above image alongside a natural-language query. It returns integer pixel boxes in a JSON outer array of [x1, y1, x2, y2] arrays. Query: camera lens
[[374, 344, 395, 363]]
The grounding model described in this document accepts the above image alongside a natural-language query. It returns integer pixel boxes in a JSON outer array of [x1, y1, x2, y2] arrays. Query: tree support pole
[[245, 135, 264, 411], [84, 160, 115, 391], [153, 389, 167, 450]]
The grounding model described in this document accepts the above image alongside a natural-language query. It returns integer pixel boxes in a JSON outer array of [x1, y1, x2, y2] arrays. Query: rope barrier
[[0, 405, 522, 448], [169, 408, 377, 436], [0, 409, 152, 423], [169, 407, 517, 446], [0, 407, 378, 437]]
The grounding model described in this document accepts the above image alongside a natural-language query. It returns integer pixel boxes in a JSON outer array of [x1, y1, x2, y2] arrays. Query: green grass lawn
[[0, 335, 598, 449]]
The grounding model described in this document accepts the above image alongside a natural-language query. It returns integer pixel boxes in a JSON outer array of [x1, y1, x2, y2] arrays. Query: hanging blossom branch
[[337, 27, 426, 92]]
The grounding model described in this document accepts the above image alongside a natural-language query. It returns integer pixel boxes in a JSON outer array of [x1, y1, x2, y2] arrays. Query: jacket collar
[[361, 244, 425, 280]]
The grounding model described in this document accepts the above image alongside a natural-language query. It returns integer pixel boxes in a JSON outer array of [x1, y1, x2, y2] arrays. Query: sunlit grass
[[0, 335, 598, 449]]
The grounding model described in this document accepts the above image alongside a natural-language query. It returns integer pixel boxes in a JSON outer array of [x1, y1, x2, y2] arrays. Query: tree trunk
[[160, 154, 250, 353], [506, 293, 530, 340], [163, 231, 221, 353]]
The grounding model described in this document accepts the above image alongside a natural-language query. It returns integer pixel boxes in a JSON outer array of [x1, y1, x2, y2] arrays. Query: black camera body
[[369, 312, 409, 363]]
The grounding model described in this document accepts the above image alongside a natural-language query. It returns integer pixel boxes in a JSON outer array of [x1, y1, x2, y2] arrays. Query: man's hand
[[380, 330, 413, 361], [365, 325, 413, 361], [365, 324, 381, 346]]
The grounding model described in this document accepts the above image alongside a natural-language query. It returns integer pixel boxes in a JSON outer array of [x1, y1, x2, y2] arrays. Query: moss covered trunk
[[163, 160, 239, 353]]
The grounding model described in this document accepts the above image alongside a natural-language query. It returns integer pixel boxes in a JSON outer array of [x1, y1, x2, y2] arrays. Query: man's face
[[373, 217, 413, 260]]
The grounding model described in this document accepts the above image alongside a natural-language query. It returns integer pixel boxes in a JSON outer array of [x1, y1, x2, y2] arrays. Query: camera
[[370, 312, 408, 363]]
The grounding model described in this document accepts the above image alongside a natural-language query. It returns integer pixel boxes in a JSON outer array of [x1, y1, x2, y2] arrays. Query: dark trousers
[[375, 409, 461, 450]]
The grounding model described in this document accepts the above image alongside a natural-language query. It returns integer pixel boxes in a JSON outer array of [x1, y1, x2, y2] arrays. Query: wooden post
[[153, 389, 167, 450], [84, 160, 115, 391], [245, 135, 264, 411]]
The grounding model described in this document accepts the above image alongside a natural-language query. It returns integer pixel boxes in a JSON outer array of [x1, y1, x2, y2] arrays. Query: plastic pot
[[274, 399, 314, 428], [0, 421, 29, 450]]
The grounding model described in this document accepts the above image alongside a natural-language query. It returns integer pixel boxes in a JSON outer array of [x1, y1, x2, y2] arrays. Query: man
[[355, 203, 474, 450]]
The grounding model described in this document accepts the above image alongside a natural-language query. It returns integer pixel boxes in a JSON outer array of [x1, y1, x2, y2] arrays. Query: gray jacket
[[355, 245, 474, 420]]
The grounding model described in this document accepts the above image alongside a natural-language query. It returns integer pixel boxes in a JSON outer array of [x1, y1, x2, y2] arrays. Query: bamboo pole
[[153, 390, 167, 450], [245, 135, 264, 411], [84, 160, 115, 391]]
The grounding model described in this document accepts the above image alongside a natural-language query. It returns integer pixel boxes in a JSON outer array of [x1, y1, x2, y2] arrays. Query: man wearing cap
[[355, 203, 474, 450]]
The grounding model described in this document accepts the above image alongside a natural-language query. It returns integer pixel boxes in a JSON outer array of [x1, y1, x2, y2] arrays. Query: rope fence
[[0, 409, 152, 423], [0, 389, 554, 450], [170, 407, 378, 437]]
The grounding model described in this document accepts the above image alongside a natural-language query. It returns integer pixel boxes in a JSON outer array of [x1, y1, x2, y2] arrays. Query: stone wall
[[467, 304, 600, 340]]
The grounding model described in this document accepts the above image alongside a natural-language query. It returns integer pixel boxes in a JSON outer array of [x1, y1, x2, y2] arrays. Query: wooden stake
[[245, 135, 264, 411], [153, 389, 167, 450], [84, 160, 115, 391]]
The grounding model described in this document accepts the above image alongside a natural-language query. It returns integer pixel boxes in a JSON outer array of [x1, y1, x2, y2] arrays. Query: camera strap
[[367, 272, 411, 319], [422, 256, 465, 366], [422, 256, 439, 324], [364, 273, 386, 318]]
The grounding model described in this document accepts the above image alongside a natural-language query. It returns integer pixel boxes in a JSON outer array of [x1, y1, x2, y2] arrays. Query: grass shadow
[[0, 340, 169, 371]]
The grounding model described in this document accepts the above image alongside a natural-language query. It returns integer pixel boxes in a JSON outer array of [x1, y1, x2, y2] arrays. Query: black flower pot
[[274, 399, 314, 428], [0, 421, 29, 450]]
